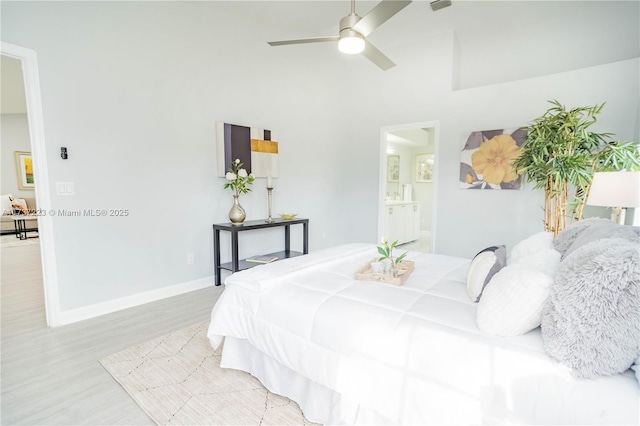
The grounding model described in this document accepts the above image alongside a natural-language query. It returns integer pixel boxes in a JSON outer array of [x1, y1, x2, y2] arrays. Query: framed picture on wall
[[387, 155, 400, 182], [216, 122, 279, 178], [415, 154, 434, 183], [14, 151, 34, 190], [459, 128, 526, 190]]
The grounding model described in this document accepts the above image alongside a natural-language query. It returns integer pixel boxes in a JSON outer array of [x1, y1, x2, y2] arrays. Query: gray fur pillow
[[563, 222, 639, 259], [541, 237, 640, 378], [552, 217, 612, 256]]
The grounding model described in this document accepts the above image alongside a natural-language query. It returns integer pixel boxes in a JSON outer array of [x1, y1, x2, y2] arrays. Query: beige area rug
[[1, 232, 39, 247], [100, 321, 320, 425]]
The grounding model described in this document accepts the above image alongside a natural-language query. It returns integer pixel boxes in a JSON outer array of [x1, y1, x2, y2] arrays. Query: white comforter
[[208, 243, 639, 425]]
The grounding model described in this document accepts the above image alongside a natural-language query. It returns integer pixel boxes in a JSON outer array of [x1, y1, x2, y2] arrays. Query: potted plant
[[513, 100, 640, 235], [377, 238, 408, 276]]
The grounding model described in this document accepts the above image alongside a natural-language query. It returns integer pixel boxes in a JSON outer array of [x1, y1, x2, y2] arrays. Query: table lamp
[[586, 171, 640, 225]]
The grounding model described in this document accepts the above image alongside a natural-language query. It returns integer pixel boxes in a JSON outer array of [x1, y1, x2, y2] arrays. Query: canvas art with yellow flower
[[459, 128, 527, 189]]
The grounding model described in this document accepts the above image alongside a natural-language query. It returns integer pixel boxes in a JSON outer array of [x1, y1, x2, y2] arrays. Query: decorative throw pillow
[[541, 238, 640, 379], [477, 263, 553, 336], [466, 245, 506, 302], [552, 217, 611, 257], [507, 231, 553, 264], [511, 247, 561, 277], [10, 198, 28, 215]]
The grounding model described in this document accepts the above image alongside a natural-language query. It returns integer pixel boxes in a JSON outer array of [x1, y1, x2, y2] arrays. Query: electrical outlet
[[187, 253, 194, 265], [322, 231, 326, 239]]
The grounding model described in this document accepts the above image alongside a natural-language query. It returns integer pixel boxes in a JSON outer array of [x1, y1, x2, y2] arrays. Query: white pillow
[[1, 194, 13, 215], [466, 245, 506, 302], [477, 264, 553, 336], [511, 247, 561, 276], [508, 231, 554, 264]]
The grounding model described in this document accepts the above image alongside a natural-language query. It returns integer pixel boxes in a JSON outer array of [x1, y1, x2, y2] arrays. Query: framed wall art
[[14, 151, 34, 190], [415, 154, 434, 183], [216, 122, 279, 178], [387, 155, 399, 182], [459, 128, 527, 190]]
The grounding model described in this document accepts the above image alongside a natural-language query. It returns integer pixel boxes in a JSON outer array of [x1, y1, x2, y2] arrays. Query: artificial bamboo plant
[[513, 100, 640, 235]]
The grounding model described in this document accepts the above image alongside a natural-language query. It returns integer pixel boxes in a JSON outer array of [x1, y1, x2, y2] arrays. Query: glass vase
[[390, 262, 399, 277], [229, 194, 246, 225]]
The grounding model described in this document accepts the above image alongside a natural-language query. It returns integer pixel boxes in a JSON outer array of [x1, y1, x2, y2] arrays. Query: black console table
[[213, 218, 309, 286]]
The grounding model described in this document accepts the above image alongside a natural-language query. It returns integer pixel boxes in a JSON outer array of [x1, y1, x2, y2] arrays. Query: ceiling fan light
[[338, 34, 365, 54]]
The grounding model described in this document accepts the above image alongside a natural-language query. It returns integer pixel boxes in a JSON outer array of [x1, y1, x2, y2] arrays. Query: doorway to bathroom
[[378, 121, 439, 253]]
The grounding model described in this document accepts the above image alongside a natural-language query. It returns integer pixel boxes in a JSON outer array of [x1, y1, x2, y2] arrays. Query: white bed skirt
[[221, 336, 384, 425], [219, 337, 535, 426], [221, 336, 640, 426]]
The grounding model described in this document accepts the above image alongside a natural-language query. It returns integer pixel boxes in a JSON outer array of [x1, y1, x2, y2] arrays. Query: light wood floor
[[398, 234, 431, 253], [1, 239, 224, 425]]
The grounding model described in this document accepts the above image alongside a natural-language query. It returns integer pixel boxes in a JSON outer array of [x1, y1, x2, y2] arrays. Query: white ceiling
[[189, 0, 639, 87]]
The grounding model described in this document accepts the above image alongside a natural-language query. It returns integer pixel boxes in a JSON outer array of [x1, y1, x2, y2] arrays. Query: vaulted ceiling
[[190, 0, 639, 87], [2, 1, 638, 115]]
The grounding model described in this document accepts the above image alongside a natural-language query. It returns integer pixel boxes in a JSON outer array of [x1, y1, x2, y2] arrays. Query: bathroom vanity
[[383, 201, 421, 245]]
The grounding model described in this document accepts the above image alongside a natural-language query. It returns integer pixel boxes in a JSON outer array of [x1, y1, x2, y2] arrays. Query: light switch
[[56, 182, 74, 195]]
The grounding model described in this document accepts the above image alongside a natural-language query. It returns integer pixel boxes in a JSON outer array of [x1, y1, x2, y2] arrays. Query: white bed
[[207, 243, 640, 425]]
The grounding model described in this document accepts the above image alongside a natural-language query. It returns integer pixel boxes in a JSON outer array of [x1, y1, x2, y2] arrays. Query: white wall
[[2, 1, 638, 320], [345, 56, 640, 257], [1, 55, 27, 113], [1, 114, 33, 199], [336, 14, 639, 256], [2, 1, 353, 313]]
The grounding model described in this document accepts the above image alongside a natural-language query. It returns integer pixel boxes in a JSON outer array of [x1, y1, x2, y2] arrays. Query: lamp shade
[[586, 171, 640, 208]]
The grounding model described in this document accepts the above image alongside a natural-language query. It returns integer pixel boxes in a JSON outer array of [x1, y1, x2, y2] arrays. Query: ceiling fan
[[267, 0, 412, 71]]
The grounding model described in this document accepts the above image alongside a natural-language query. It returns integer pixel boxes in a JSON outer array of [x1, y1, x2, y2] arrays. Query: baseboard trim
[[57, 276, 214, 326]]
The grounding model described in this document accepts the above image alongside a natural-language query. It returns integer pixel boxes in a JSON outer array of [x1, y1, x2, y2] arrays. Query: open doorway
[[378, 121, 439, 253], [1, 55, 36, 233], [1, 42, 59, 327]]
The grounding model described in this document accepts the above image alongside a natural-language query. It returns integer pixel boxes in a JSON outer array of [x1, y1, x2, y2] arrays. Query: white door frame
[[2, 41, 60, 327], [378, 120, 440, 253]]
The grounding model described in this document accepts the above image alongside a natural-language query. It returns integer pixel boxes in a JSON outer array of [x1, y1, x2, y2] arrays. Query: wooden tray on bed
[[355, 258, 415, 286]]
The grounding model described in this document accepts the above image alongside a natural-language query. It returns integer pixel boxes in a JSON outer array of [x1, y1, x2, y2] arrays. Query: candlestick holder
[[265, 187, 274, 223]]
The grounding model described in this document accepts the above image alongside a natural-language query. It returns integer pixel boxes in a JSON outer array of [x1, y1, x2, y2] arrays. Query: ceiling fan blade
[[352, 0, 412, 37], [268, 36, 340, 47], [361, 40, 396, 71]]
